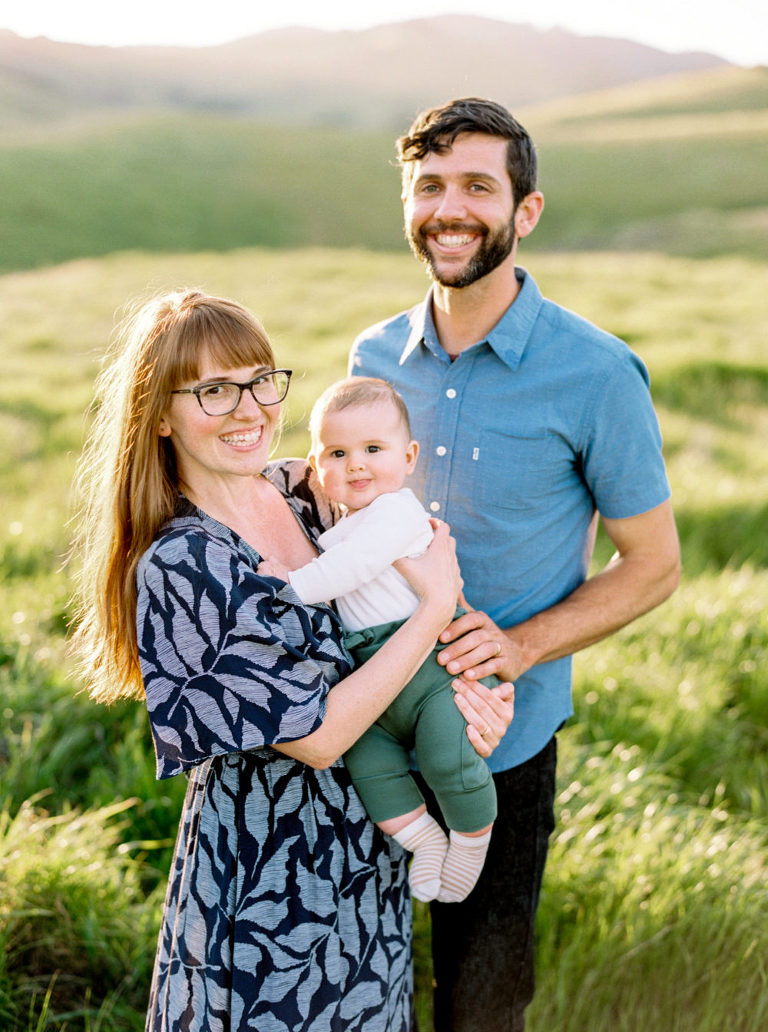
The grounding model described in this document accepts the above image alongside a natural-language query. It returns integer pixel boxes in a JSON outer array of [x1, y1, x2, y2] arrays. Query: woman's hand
[[394, 520, 462, 626], [452, 677, 515, 758]]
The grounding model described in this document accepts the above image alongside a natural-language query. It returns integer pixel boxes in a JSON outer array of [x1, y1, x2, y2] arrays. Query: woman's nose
[[233, 386, 264, 417]]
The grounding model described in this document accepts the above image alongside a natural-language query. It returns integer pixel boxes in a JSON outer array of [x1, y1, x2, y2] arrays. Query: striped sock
[[437, 828, 493, 903], [393, 812, 449, 902]]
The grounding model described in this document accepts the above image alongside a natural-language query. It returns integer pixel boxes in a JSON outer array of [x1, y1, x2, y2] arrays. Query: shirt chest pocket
[[475, 430, 570, 511]]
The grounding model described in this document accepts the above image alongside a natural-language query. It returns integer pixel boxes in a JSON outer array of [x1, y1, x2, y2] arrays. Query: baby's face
[[311, 400, 418, 513]]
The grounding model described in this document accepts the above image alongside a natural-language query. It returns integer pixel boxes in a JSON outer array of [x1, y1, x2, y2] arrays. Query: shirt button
[[436, 446, 447, 456], [429, 501, 441, 512], [446, 388, 457, 399]]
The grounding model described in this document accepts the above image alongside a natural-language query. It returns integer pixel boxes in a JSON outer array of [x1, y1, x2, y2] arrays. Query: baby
[[259, 377, 498, 902]]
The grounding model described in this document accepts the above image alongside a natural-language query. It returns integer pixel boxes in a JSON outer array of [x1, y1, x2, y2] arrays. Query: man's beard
[[407, 218, 516, 288]]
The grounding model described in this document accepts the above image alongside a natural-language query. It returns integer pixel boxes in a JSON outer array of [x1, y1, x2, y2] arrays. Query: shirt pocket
[[476, 429, 565, 511]]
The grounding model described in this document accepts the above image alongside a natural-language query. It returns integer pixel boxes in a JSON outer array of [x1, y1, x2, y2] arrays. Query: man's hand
[[437, 604, 527, 683]]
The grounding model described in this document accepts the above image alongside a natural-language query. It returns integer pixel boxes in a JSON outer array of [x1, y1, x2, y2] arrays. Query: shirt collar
[[398, 267, 543, 371]]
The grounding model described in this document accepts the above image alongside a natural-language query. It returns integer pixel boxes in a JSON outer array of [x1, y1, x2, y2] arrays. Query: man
[[348, 97, 680, 1032]]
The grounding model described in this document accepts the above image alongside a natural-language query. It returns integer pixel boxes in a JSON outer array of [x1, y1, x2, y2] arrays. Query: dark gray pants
[[415, 736, 557, 1032]]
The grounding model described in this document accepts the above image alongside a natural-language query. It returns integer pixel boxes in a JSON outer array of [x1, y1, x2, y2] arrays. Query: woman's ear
[[158, 416, 172, 438]]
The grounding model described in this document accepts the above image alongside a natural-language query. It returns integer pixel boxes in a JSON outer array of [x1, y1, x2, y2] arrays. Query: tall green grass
[[0, 798, 161, 1030], [1, 247, 766, 1029]]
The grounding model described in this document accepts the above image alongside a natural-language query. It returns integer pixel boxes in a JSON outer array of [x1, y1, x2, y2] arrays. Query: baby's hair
[[309, 377, 412, 451]]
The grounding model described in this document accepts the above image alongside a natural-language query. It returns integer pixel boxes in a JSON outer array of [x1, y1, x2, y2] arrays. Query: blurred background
[[1, 3, 766, 1029]]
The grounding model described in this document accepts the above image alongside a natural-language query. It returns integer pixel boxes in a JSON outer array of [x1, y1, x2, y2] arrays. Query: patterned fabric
[[137, 459, 412, 1032]]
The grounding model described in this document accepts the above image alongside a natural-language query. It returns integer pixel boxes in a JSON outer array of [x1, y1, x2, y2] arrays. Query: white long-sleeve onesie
[[289, 488, 433, 632]]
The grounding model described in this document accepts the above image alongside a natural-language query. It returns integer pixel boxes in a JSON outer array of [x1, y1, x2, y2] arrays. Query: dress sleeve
[[137, 527, 338, 779]]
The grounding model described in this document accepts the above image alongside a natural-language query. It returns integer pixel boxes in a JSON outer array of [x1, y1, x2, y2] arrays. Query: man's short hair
[[397, 96, 538, 207]]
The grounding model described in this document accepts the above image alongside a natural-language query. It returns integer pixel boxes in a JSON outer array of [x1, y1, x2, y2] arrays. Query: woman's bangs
[[202, 325, 275, 375], [154, 297, 276, 392]]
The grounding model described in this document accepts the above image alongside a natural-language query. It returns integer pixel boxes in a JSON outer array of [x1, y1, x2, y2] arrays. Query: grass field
[[1, 244, 766, 1029]]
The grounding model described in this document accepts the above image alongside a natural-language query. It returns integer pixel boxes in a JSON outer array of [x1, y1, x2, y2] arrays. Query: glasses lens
[[251, 371, 290, 405], [198, 383, 240, 415]]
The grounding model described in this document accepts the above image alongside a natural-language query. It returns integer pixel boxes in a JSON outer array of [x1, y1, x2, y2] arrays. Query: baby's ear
[[405, 439, 419, 473], [308, 452, 318, 472]]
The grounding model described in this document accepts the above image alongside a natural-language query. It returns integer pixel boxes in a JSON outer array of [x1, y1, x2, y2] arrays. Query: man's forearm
[[505, 544, 681, 678]]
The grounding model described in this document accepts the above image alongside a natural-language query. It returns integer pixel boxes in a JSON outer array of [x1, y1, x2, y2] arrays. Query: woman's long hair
[[70, 289, 276, 703]]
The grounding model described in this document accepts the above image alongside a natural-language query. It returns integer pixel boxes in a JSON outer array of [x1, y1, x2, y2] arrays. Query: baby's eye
[[366, 445, 381, 453], [330, 449, 346, 458]]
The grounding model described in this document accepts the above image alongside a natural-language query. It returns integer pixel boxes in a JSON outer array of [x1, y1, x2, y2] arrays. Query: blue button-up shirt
[[349, 267, 671, 771]]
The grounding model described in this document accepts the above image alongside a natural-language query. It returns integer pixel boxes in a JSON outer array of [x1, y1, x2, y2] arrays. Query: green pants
[[343, 615, 498, 834]]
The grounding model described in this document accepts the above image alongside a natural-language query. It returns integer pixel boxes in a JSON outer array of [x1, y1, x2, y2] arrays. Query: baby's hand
[[257, 556, 290, 583]]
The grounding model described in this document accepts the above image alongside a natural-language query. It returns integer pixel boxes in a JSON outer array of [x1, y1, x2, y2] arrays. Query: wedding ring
[[493, 643, 502, 657], [481, 725, 491, 738]]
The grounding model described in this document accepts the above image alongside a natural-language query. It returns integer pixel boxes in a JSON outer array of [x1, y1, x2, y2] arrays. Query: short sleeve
[[582, 352, 671, 519], [137, 526, 344, 779]]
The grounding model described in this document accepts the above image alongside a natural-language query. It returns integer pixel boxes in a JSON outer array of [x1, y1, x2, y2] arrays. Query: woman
[[71, 289, 514, 1032]]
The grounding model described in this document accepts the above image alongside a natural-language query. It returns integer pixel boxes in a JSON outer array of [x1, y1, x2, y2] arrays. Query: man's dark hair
[[397, 97, 538, 207]]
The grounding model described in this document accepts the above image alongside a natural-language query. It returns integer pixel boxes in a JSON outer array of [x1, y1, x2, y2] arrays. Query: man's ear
[[514, 191, 544, 240]]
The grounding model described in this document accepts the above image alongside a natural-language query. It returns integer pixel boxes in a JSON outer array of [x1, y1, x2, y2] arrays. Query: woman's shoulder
[[138, 509, 241, 576], [266, 458, 340, 534]]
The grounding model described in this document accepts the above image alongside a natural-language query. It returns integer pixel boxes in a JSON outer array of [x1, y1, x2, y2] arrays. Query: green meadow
[[1, 66, 767, 273], [1, 244, 766, 1030], [0, 58, 766, 1032]]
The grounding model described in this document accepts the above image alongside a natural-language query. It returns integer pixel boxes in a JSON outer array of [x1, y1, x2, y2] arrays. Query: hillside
[[0, 63, 764, 273], [0, 16, 731, 130]]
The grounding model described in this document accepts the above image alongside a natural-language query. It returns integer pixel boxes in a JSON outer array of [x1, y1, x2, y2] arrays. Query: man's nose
[[435, 184, 468, 221]]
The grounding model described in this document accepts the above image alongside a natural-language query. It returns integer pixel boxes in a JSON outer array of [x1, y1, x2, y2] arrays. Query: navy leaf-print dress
[[138, 460, 412, 1032]]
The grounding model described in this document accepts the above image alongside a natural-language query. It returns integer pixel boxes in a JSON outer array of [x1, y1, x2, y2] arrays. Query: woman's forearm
[[272, 599, 447, 768]]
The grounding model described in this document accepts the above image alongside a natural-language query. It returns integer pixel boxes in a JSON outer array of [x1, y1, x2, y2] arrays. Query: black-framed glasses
[[171, 369, 292, 416]]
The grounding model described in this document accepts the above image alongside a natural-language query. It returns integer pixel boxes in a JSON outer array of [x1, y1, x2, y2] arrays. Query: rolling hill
[[0, 57, 764, 272], [0, 16, 732, 131]]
